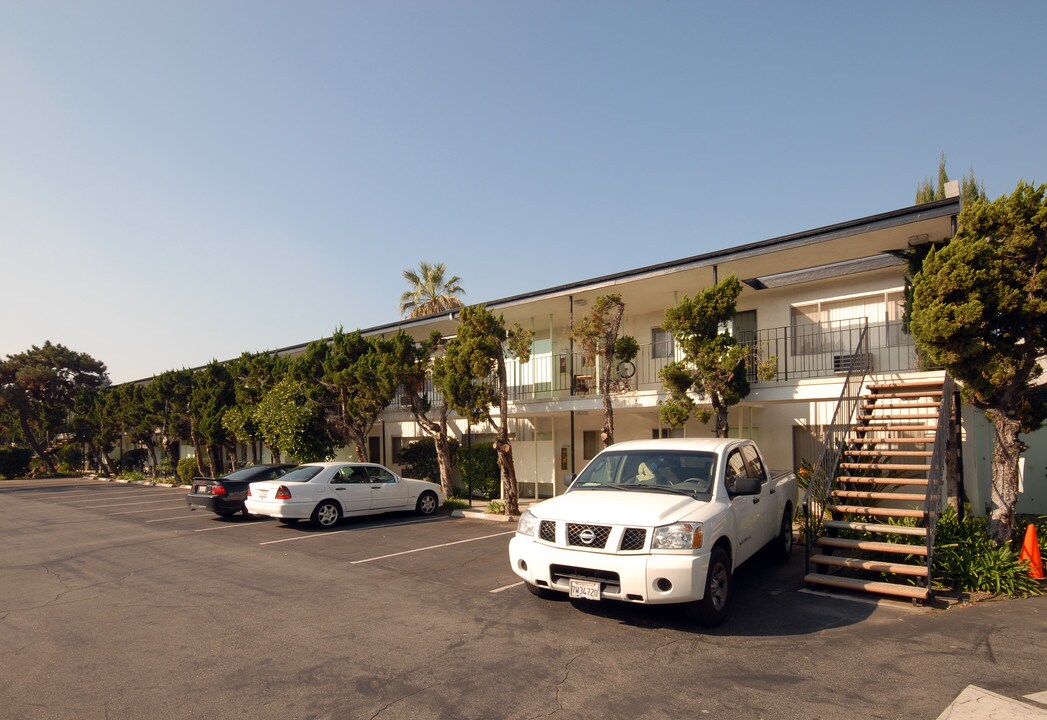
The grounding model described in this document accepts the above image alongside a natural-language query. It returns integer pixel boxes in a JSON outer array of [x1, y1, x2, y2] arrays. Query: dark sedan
[[186, 464, 297, 518]]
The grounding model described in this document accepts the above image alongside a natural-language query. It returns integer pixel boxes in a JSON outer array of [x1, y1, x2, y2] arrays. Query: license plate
[[258, 489, 268, 499], [195, 485, 207, 494], [569, 579, 601, 601]]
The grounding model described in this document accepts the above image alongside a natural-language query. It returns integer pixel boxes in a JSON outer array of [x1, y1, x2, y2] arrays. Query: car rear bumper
[[508, 535, 711, 604], [185, 494, 243, 515], [244, 498, 314, 520]]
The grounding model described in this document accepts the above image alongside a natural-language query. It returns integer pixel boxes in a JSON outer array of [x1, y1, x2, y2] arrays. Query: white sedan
[[245, 462, 446, 529]]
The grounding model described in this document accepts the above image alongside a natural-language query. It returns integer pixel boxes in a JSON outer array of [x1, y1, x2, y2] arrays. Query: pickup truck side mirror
[[730, 477, 762, 496]]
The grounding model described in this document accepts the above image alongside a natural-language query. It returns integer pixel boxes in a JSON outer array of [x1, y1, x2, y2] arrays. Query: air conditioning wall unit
[[833, 353, 872, 374]]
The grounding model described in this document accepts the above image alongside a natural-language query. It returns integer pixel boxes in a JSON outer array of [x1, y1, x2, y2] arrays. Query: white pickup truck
[[509, 437, 797, 625]]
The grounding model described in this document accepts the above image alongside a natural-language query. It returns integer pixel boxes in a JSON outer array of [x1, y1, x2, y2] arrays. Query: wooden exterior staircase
[[804, 375, 955, 603]]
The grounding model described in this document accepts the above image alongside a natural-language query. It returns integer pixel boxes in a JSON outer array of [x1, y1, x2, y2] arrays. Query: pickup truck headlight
[[652, 522, 703, 550], [517, 510, 539, 537]]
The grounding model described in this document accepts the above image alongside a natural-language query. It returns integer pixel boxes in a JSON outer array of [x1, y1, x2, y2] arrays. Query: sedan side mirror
[[730, 477, 762, 496]]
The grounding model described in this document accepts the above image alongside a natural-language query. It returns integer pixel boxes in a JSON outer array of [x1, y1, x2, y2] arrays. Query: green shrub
[[934, 508, 1043, 598], [177, 457, 199, 486], [120, 470, 146, 483], [460, 444, 500, 499], [119, 448, 149, 472], [487, 500, 506, 514], [443, 497, 469, 510], [399, 437, 459, 483], [0, 447, 33, 479], [56, 445, 85, 473]]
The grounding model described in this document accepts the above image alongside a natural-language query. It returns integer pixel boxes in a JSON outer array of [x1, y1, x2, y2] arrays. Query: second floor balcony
[[392, 319, 922, 410]]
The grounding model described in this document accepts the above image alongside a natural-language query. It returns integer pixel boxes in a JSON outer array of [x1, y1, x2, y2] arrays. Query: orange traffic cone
[[1018, 524, 1045, 580]]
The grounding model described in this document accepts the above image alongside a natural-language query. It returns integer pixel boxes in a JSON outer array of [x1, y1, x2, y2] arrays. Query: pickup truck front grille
[[538, 520, 556, 543], [620, 528, 647, 551], [566, 523, 610, 549], [550, 564, 621, 594]]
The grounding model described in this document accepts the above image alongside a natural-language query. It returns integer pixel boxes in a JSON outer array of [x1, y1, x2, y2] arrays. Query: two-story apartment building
[[224, 196, 1045, 515]]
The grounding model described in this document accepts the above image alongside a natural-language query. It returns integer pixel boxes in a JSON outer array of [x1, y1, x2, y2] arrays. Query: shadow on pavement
[[563, 549, 881, 636]]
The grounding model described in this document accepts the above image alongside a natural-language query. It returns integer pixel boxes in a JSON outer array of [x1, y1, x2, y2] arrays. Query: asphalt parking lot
[[2, 477, 1046, 720]]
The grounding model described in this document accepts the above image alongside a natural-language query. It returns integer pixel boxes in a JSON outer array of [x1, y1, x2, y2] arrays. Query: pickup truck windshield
[[570, 450, 717, 499]]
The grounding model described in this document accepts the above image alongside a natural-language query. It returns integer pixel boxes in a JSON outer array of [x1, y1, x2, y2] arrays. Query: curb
[[451, 508, 515, 523]]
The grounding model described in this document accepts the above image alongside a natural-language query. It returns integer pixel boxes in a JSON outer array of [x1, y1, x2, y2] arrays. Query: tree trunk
[[410, 398, 456, 498], [249, 440, 259, 465], [145, 442, 159, 478], [226, 444, 239, 471], [713, 396, 729, 438], [600, 362, 615, 448], [496, 357, 519, 515], [986, 410, 1024, 545], [17, 410, 56, 474]]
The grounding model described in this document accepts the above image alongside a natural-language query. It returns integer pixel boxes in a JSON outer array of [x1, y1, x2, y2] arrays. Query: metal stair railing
[[921, 373, 954, 597], [802, 322, 870, 575]]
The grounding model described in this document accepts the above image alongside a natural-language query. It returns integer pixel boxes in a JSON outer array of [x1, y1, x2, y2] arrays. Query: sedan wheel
[[416, 491, 439, 516], [311, 501, 342, 529]]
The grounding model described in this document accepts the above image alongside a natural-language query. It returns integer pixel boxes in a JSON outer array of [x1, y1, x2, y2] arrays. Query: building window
[[651, 327, 674, 358], [368, 436, 382, 464], [790, 290, 904, 355], [652, 428, 684, 439]]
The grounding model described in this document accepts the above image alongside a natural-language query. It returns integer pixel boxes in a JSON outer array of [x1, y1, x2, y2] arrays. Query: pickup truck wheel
[[525, 582, 557, 600], [770, 507, 794, 563], [685, 547, 732, 626], [311, 501, 342, 529]]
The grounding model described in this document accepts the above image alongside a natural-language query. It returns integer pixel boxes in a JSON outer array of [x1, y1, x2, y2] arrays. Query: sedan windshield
[[569, 450, 716, 499], [277, 466, 324, 483]]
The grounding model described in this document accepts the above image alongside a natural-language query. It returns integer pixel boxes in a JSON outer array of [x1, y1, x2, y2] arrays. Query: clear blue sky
[[2, 2, 1044, 383]]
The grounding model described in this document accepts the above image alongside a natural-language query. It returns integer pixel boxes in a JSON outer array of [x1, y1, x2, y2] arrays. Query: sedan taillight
[[246, 486, 252, 497], [211, 484, 227, 496], [275, 485, 292, 500]]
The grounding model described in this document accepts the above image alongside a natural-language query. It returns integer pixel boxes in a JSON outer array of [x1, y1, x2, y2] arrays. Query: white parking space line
[[78, 498, 185, 509], [108, 505, 191, 515], [195, 522, 261, 532], [257, 516, 449, 546], [489, 581, 524, 594], [260, 530, 351, 545], [63, 492, 175, 502], [146, 515, 209, 523], [350, 530, 515, 564]]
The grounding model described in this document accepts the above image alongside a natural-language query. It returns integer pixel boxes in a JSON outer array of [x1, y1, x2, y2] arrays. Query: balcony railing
[[390, 319, 922, 408]]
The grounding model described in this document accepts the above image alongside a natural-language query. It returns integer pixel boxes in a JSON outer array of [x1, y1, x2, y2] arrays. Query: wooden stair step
[[816, 536, 928, 555], [827, 504, 926, 519], [867, 380, 945, 391], [862, 401, 943, 409], [838, 462, 931, 471], [836, 476, 929, 487], [831, 490, 927, 502], [823, 520, 928, 537], [843, 449, 933, 457], [866, 391, 943, 399], [810, 555, 930, 577], [846, 437, 934, 445], [804, 573, 930, 600], [853, 424, 937, 433], [857, 414, 939, 421]]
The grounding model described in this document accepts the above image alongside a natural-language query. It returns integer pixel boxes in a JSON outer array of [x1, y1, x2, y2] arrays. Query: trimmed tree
[[433, 306, 533, 515], [254, 377, 334, 463], [390, 331, 458, 498], [0, 342, 109, 474], [570, 293, 638, 448], [910, 180, 1047, 544], [296, 329, 401, 462], [659, 276, 772, 437]]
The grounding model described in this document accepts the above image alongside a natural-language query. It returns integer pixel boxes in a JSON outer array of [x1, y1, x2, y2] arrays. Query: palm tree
[[399, 261, 466, 318]]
